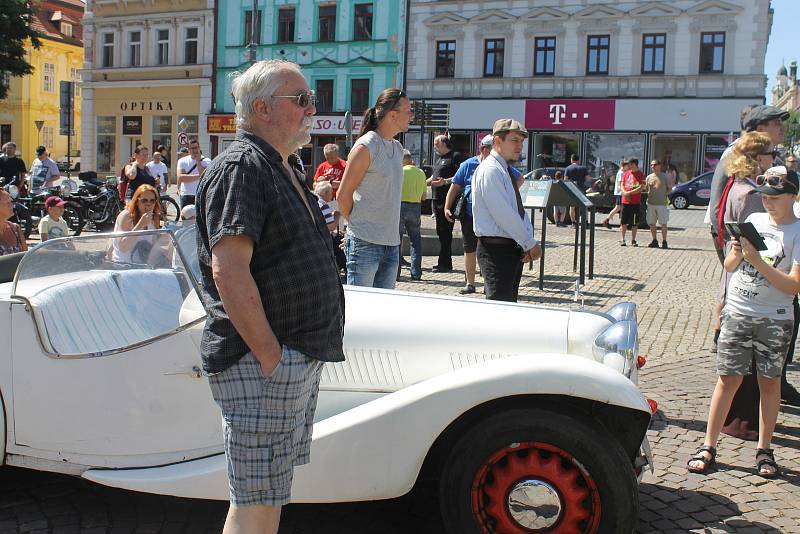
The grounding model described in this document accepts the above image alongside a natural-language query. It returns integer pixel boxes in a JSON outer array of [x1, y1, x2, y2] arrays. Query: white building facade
[[80, 0, 214, 175], [405, 0, 770, 180]]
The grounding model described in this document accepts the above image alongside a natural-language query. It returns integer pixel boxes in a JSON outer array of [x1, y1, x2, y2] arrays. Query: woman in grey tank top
[[337, 89, 412, 289]]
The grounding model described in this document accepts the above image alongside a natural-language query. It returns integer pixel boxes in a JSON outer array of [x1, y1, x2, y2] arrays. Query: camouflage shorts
[[717, 311, 793, 378]]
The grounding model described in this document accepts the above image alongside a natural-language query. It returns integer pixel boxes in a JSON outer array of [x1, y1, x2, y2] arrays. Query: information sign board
[[521, 179, 552, 208], [562, 180, 594, 208]]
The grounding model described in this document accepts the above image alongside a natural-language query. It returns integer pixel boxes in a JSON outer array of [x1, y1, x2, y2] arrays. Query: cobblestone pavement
[[3, 206, 800, 533]]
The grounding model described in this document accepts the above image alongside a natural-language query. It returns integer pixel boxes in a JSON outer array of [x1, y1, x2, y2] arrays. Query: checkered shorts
[[208, 346, 324, 506]]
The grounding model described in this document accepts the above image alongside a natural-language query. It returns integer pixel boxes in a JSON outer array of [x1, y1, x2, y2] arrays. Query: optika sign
[[119, 101, 174, 111]]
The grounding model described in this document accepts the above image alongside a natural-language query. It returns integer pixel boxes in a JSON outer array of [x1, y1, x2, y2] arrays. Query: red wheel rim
[[471, 441, 602, 534]]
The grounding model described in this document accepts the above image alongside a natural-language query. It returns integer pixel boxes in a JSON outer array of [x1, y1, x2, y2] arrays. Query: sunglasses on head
[[273, 90, 317, 108], [755, 173, 797, 192]]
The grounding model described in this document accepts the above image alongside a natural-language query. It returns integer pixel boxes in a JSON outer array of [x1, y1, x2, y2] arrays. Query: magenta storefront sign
[[524, 99, 616, 131]]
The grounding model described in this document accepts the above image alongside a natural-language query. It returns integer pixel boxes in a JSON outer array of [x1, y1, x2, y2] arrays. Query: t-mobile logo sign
[[549, 104, 591, 125], [527, 99, 616, 130]]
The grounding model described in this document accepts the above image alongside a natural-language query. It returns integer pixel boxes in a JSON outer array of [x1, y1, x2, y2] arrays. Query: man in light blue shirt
[[472, 119, 541, 302]]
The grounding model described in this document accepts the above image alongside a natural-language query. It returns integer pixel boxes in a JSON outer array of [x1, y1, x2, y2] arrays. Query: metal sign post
[[59, 81, 74, 177]]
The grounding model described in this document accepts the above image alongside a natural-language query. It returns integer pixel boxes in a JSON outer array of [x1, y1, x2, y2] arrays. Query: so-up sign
[[313, 115, 364, 135], [525, 99, 616, 131]]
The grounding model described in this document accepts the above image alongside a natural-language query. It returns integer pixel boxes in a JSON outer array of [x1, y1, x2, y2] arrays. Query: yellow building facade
[[0, 0, 84, 167], [81, 0, 214, 174]]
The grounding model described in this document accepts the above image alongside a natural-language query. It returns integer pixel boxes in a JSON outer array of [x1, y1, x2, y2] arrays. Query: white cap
[[480, 134, 494, 147], [180, 204, 196, 220]]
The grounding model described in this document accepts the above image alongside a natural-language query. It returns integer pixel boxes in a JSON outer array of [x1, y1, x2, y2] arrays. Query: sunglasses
[[273, 90, 317, 108], [755, 173, 797, 192]]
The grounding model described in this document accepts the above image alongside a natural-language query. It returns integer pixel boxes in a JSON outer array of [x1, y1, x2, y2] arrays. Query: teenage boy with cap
[[39, 196, 70, 241], [689, 165, 800, 478], [472, 119, 541, 302], [29, 146, 61, 194]]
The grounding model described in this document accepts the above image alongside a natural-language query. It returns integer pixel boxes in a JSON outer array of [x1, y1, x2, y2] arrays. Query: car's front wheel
[[671, 194, 689, 210], [439, 408, 638, 534]]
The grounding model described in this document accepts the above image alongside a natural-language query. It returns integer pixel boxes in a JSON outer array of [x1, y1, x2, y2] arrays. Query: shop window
[[101, 33, 114, 68], [699, 32, 725, 73], [350, 79, 370, 113], [184, 28, 198, 64], [586, 35, 610, 75], [436, 41, 456, 79], [585, 133, 645, 186], [484, 39, 504, 78], [156, 29, 169, 65], [534, 37, 556, 76], [703, 134, 736, 173], [353, 4, 372, 41], [244, 10, 262, 45], [278, 8, 295, 43], [152, 116, 172, 164], [315, 79, 334, 112], [42, 63, 55, 93], [318, 5, 336, 42], [128, 31, 141, 67], [651, 135, 698, 185], [642, 34, 665, 74], [97, 117, 116, 172], [532, 133, 580, 170]]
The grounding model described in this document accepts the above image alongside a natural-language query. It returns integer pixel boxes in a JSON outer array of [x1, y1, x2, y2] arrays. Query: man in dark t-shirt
[[427, 134, 464, 272], [564, 154, 589, 190], [0, 142, 28, 191]]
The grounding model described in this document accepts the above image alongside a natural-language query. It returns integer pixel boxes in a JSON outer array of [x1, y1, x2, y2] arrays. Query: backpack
[[715, 174, 736, 252]]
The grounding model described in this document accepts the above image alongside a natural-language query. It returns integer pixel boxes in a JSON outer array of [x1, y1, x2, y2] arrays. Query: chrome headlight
[[593, 320, 638, 377], [6, 184, 19, 199], [60, 179, 77, 196]]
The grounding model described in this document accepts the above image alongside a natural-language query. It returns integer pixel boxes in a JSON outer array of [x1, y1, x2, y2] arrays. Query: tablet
[[725, 221, 768, 251]]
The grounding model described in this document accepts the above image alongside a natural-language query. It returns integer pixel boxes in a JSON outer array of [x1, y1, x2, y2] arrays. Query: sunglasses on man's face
[[273, 90, 317, 109]]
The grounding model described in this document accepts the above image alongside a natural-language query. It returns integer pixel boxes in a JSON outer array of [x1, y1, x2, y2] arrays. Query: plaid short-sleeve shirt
[[196, 131, 345, 374]]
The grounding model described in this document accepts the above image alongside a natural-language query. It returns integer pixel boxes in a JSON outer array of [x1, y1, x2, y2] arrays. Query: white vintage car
[[0, 229, 653, 534]]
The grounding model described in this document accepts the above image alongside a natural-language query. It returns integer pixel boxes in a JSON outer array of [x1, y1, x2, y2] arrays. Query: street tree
[[0, 0, 42, 100], [784, 109, 800, 152]]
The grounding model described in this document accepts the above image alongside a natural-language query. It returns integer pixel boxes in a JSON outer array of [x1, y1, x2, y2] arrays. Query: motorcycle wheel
[[160, 195, 180, 223], [63, 204, 84, 236]]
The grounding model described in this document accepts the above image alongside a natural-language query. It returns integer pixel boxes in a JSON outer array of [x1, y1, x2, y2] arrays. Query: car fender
[[84, 354, 650, 502]]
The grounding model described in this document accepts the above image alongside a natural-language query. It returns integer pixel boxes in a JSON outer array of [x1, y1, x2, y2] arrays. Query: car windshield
[[11, 229, 205, 357]]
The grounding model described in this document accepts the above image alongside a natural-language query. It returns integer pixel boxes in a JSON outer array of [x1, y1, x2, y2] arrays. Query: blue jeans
[[399, 202, 422, 279], [345, 235, 399, 289]]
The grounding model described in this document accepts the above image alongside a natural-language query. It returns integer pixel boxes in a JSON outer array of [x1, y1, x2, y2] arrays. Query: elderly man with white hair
[[313, 142, 346, 196], [195, 60, 345, 534]]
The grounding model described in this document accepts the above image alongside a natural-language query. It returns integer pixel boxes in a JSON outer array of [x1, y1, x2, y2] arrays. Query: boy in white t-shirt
[[689, 165, 800, 479], [176, 138, 211, 209], [146, 151, 170, 193], [39, 196, 70, 240]]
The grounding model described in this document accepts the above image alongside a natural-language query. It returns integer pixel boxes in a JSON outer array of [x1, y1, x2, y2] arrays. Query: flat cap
[[492, 118, 528, 138], [743, 105, 789, 131]]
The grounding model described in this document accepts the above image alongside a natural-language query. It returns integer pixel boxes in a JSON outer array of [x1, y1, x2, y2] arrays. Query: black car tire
[[439, 408, 639, 534], [671, 194, 689, 210]]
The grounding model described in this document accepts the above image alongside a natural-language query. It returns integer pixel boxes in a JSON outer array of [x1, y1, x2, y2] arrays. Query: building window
[[353, 4, 372, 41], [184, 27, 198, 64], [128, 31, 141, 67], [483, 39, 504, 77], [318, 5, 336, 42], [41, 63, 55, 93], [61, 22, 73, 37], [435, 41, 456, 78], [244, 9, 262, 45], [97, 116, 116, 172], [351, 79, 370, 113], [641, 33, 665, 74], [534, 37, 556, 76], [699, 32, 725, 73], [152, 116, 172, 160], [101, 33, 114, 68], [70, 67, 80, 97], [586, 35, 610, 75], [156, 29, 169, 65], [42, 127, 54, 150], [315, 79, 334, 112], [277, 7, 295, 43]]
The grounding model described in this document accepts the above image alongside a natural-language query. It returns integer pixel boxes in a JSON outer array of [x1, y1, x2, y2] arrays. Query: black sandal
[[687, 445, 717, 474], [756, 448, 780, 478]]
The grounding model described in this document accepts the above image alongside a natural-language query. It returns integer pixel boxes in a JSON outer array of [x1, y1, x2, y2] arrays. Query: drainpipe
[[211, 0, 219, 113], [401, 0, 410, 92]]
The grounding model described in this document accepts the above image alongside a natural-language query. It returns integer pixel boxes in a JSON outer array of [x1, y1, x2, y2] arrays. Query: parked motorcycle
[[24, 183, 85, 237], [71, 172, 124, 230]]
